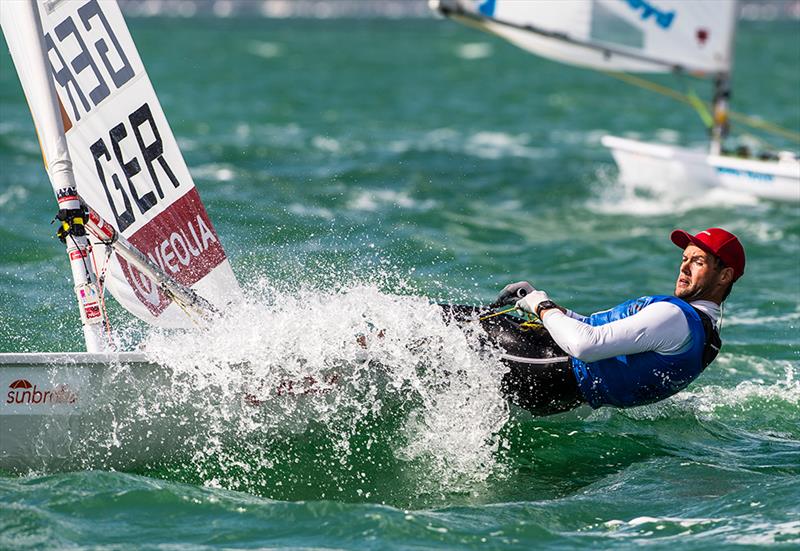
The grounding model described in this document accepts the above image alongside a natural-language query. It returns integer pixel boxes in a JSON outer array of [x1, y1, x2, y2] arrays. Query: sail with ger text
[[1, 0, 241, 328]]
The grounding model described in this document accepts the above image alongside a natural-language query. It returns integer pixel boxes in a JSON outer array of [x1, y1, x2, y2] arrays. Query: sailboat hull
[[0, 353, 179, 472], [602, 135, 800, 202], [0, 352, 343, 473]]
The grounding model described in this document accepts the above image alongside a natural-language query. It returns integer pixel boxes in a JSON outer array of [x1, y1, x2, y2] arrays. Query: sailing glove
[[56, 207, 87, 243], [491, 281, 535, 307], [515, 289, 551, 316]]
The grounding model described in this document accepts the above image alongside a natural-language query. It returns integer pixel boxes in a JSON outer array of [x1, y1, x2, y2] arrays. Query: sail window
[[590, 0, 643, 51]]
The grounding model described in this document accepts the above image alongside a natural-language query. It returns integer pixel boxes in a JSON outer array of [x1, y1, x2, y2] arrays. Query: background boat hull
[[602, 135, 800, 202]]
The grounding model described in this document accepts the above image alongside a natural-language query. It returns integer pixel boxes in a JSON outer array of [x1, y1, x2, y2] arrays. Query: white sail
[[437, 0, 738, 74], [1, 0, 240, 328]]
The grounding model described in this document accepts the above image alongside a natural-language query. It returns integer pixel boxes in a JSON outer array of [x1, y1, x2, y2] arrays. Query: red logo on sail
[[6, 379, 78, 405], [116, 188, 227, 316]]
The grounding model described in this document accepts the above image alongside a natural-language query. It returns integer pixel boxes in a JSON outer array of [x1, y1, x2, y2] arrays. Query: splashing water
[[133, 282, 510, 499]]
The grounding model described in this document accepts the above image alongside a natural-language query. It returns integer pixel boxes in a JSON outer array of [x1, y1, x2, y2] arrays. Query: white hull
[[602, 135, 800, 203], [0, 353, 177, 472], [0, 352, 339, 473]]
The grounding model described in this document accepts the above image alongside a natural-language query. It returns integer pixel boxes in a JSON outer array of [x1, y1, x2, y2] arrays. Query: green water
[[1, 15, 799, 550]]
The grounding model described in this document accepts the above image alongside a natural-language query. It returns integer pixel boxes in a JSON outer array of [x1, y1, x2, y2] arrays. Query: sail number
[[91, 103, 181, 233], [46, 0, 135, 122]]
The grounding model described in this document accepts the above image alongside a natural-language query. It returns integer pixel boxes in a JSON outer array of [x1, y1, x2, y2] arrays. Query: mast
[[8, 0, 108, 351], [711, 1, 738, 156], [710, 73, 731, 156]]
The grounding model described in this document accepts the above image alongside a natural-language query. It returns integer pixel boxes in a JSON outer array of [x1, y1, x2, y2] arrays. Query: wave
[[455, 42, 493, 60], [586, 165, 762, 216], [133, 283, 510, 495], [604, 365, 799, 424], [246, 41, 284, 59], [388, 128, 556, 161], [347, 189, 437, 212], [0, 185, 30, 210]]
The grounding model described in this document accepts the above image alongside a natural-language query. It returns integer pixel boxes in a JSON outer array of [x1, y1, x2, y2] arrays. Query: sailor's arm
[[539, 302, 691, 362]]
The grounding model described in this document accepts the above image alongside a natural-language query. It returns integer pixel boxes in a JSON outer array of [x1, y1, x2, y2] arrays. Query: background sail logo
[[477, 0, 496, 17], [6, 380, 78, 405], [624, 0, 675, 29]]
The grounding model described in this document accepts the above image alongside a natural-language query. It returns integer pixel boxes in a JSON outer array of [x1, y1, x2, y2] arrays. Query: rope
[[602, 71, 800, 143], [686, 89, 714, 128], [479, 306, 540, 324], [728, 111, 800, 143], [168, 288, 205, 329], [479, 306, 516, 321]]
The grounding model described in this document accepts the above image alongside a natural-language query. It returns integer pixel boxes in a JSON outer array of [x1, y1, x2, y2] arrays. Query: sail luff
[[1, 0, 75, 194], [1, 0, 107, 351]]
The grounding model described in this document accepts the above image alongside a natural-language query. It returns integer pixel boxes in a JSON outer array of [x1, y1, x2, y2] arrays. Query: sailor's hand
[[515, 289, 550, 316], [55, 207, 87, 243], [491, 281, 535, 307]]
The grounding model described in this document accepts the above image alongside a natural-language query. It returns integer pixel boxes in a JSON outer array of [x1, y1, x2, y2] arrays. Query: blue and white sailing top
[[541, 297, 720, 408]]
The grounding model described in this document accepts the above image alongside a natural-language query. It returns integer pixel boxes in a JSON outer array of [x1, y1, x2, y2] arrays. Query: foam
[[387, 128, 554, 160], [246, 41, 283, 59], [0, 185, 30, 209], [455, 43, 492, 60], [139, 282, 509, 492], [609, 364, 799, 421], [587, 166, 761, 216], [347, 189, 437, 212], [190, 163, 237, 182]]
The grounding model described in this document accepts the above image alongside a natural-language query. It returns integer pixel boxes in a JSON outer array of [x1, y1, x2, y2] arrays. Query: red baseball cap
[[670, 227, 745, 281]]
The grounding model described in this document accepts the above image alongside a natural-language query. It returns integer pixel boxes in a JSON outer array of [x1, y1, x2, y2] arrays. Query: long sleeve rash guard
[[542, 300, 720, 363]]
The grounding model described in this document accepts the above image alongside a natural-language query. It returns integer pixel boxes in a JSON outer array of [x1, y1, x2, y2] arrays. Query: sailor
[[485, 227, 745, 416]]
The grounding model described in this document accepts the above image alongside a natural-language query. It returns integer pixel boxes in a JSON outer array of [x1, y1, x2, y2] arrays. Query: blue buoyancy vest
[[571, 295, 708, 408]]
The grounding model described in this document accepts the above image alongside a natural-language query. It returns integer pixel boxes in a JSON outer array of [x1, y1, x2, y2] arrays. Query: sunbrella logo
[[5, 379, 78, 405]]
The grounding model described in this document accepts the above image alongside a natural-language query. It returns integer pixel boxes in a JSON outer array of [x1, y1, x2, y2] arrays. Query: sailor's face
[[675, 245, 722, 300]]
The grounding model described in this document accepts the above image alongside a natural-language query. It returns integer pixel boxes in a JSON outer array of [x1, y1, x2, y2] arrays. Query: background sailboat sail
[[1, 0, 240, 328], [435, 0, 737, 74]]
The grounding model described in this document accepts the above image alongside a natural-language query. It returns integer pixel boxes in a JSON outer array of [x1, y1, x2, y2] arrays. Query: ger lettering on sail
[[1, 0, 241, 330]]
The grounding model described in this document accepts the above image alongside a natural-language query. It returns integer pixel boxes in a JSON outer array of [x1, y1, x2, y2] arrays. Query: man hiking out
[[442, 227, 745, 416]]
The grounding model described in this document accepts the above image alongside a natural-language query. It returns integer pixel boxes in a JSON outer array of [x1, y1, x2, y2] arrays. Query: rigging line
[[89, 242, 114, 342], [69, 233, 94, 281], [479, 306, 517, 321], [166, 287, 204, 329], [676, 70, 714, 128], [686, 89, 714, 129], [727, 111, 800, 143], [603, 71, 800, 143], [479, 306, 538, 324]]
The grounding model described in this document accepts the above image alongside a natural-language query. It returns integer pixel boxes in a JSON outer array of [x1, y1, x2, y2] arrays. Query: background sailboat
[[0, 0, 240, 471], [431, 0, 800, 202]]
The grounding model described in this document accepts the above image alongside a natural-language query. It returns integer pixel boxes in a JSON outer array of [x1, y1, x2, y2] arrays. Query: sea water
[[1, 14, 798, 550]]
